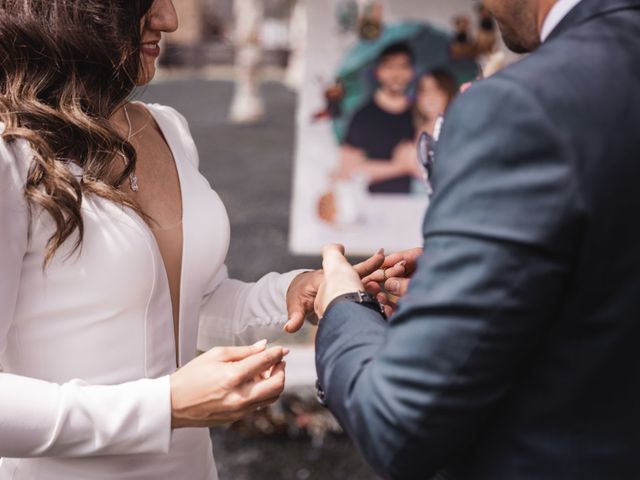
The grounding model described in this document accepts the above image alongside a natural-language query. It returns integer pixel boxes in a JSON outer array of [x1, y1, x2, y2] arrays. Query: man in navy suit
[[314, 0, 640, 479]]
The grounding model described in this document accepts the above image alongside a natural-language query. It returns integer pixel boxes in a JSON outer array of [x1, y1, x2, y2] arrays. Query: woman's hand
[[170, 341, 287, 429]]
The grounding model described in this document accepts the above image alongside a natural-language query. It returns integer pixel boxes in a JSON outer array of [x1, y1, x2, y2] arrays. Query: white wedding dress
[[0, 103, 302, 479]]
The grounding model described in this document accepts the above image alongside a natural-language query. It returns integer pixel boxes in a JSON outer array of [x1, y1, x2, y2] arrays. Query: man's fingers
[[284, 311, 305, 333], [365, 281, 381, 295], [376, 292, 389, 305], [392, 248, 423, 275], [384, 261, 407, 279], [353, 248, 385, 277], [207, 340, 267, 362], [377, 291, 398, 313], [362, 270, 383, 284], [375, 248, 424, 275], [235, 347, 285, 382], [362, 261, 407, 284], [385, 277, 410, 297], [380, 252, 408, 270]]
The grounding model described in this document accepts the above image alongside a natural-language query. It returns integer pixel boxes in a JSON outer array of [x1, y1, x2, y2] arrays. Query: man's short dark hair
[[377, 42, 415, 66]]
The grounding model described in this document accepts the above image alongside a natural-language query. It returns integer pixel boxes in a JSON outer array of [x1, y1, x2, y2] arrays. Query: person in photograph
[[414, 69, 458, 136], [314, 0, 640, 478], [335, 42, 418, 194], [392, 68, 460, 179], [0, 0, 384, 478]]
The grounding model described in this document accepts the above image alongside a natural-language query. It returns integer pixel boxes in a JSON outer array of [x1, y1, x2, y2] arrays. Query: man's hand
[[314, 244, 366, 319], [285, 270, 323, 332], [284, 249, 386, 332], [353, 247, 386, 278], [362, 247, 423, 314]]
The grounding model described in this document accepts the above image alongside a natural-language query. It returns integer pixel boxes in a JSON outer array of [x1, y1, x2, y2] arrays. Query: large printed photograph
[[290, 0, 501, 255]]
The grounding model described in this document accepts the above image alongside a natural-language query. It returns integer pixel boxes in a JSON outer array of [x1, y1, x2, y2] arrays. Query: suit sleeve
[[316, 77, 585, 479], [0, 138, 172, 458]]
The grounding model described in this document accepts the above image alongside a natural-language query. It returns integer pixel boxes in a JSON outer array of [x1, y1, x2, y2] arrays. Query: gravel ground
[[211, 430, 379, 480]]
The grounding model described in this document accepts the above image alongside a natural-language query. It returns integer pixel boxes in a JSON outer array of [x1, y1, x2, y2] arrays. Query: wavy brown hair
[[0, 0, 154, 265]]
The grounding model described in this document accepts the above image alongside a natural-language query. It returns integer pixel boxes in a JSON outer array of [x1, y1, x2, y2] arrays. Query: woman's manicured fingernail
[[253, 339, 268, 347], [283, 348, 291, 356], [397, 260, 407, 267], [389, 280, 400, 292], [376, 248, 385, 256]]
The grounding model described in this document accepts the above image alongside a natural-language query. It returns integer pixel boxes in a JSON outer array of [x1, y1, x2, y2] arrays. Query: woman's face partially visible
[[138, 0, 178, 86], [417, 75, 449, 122]]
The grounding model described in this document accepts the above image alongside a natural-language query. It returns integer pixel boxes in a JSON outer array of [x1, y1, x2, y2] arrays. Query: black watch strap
[[324, 291, 387, 320]]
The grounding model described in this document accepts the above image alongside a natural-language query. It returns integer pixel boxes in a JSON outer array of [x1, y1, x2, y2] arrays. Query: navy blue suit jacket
[[315, 1, 640, 478]]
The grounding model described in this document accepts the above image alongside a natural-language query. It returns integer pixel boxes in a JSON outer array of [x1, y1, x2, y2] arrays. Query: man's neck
[[374, 90, 409, 114]]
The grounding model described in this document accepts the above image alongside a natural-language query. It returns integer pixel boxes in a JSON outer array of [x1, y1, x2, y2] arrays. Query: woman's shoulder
[[136, 102, 190, 134], [134, 102, 200, 168]]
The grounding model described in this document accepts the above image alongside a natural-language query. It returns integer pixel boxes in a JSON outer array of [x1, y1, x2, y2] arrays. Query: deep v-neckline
[[125, 102, 186, 367]]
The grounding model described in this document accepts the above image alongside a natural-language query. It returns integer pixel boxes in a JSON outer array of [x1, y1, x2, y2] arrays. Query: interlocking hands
[[172, 246, 422, 429], [362, 247, 423, 315], [283, 248, 397, 332], [312, 244, 423, 319]]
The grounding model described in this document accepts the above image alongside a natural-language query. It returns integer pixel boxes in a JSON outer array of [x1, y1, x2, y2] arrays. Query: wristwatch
[[324, 290, 387, 320]]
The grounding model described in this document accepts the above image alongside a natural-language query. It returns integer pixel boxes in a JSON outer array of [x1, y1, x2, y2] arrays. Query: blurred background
[[135, 1, 513, 478]]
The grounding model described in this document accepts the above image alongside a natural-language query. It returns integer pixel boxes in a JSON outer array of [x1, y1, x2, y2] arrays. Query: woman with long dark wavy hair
[[0, 1, 359, 478]]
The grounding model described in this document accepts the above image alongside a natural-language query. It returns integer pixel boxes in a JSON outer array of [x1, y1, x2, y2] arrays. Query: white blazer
[[0, 103, 303, 479]]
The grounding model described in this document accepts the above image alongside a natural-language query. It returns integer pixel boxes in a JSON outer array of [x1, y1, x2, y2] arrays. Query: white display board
[[289, 0, 478, 255]]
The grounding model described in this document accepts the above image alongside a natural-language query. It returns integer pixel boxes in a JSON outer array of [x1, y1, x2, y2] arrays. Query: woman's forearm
[[0, 373, 172, 458], [197, 267, 306, 350]]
